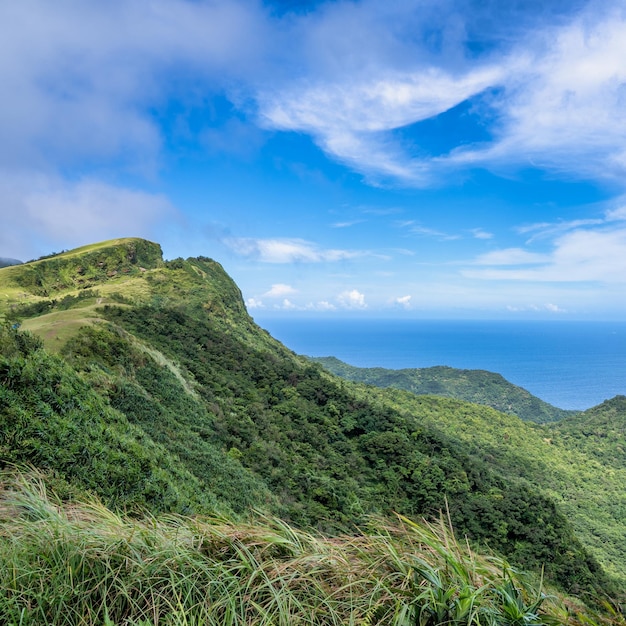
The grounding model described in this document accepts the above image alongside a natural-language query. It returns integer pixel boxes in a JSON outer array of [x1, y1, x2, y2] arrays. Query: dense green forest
[[1, 238, 625, 623], [312, 357, 574, 423]]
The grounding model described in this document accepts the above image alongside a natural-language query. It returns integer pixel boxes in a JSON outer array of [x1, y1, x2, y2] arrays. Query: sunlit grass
[[25, 238, 151, 263], [0, 238, 161, 316], [19, 307, 105, 351], [0, 472, 609, 626]]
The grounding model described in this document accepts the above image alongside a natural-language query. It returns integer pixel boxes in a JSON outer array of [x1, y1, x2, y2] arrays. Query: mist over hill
[[1, 238, 624, 615]]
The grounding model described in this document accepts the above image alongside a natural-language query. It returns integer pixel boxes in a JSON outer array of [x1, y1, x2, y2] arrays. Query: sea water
[[255, 318, 626, 411]]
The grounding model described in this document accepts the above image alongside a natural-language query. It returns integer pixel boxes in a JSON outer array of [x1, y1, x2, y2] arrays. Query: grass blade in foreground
[[0, 473, 612, 626]]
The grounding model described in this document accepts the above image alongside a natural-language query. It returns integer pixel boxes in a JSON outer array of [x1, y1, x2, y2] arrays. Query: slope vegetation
[[0, 239, 622, 606], [2, 473, 596, 626], [371, 385, 626, 587]]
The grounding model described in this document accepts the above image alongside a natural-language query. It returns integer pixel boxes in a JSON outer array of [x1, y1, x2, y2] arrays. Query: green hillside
[[0, 239, 624, 613], [312, 356, 573, 423], [0, 325, 228, 515], [363, 383, 626, 587], [0, 238, 162, 301]]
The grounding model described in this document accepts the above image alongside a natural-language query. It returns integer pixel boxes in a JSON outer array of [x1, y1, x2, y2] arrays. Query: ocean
[[255, 318, 626, 411]]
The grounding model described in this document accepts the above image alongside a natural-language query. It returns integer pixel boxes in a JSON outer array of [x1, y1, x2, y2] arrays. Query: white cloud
[[471, 228, 494, 240], [473, 248, 550, 266], [0, 173, 174, 259], [337, 289, 367, 309], [465, 201, 626, 287], [465, 226, 626, 283], [258, 66, 502, 184], [246, 297, 265, 309], [516, 218, 606, 244], [395, 294, 412, 309], [4, 0, 626, 195], [0, 0, 269, 257], [260, 69, 502, 135], [304, 300, 337, 311], [448, 7, 626, 183], [254, 2, 626, 188], [506, 303, 566, 313], [397, 221, 460, 240], [5, 0, 626, 211], [263, 298, 338, 312], [545, 303, 565, 313], [223, 237, 365, 263], [604, 203, 626, 221], [0, 0, 269, 170], [263, 283, 297, 297], [411, 225, 460, 241], [331, 220, 364, 228]]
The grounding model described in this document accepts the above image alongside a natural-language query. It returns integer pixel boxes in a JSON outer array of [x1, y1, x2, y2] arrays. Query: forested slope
[[371, 384, 626, 586], [0, 238, 622, 605], [313, 356, 573, 423]]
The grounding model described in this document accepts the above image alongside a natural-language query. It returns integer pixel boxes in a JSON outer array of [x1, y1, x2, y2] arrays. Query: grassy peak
[[1, 240, 253, 351], [0, 238, 163, 304], [24, 237, 162, 266]]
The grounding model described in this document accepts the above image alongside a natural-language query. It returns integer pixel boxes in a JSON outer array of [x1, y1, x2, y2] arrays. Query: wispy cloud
[[447, 6, 626, 183], [0, 172, 174, 259], [472, 248, 550, 266], [465, 226, 626, 283], [605, 203, 626, 221], [331, 220, 364, 228], [258, 67, 503, 185], [516, 218, 606, 242], [253, 2, 626, 188], [465, 200, 626, 284], [470, 228, 494, 240], [397, 220, 460, 241], [362, 207, 404, 216], [223, 237, 366, 263], [4, 0, 626, 196], [410, 225, 461, 241]]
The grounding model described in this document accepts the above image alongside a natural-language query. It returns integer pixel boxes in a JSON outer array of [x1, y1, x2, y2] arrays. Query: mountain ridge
[[311, 356, 574, 423]]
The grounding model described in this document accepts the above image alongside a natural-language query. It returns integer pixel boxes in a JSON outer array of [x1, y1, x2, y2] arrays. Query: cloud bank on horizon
[[1, 0, 626, 317]]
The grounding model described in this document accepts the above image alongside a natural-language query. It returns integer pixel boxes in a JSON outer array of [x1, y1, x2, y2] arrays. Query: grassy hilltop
[[1, 238, 625, 623]]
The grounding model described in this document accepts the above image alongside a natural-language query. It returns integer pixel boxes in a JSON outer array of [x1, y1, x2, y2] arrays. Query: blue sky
[[2, 0, 626, 319]]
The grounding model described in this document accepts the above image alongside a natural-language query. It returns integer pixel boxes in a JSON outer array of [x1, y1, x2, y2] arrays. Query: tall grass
[[0, 473, 613, 626]]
